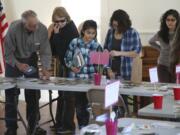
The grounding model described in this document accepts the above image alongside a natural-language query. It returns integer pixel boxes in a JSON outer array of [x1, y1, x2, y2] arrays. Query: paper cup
[[173, 86, 180, 101], [152, 94, 163, 109], [94, 73, 101, 85], [105, 119, 117, 135]]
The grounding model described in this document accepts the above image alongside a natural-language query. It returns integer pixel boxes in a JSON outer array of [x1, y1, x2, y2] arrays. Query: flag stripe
[[0, 10, 8, 74], [0, 13, 5, 22]]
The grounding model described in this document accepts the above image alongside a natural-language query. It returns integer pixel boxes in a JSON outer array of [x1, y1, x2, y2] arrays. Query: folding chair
[[87, 89, 128, 124]]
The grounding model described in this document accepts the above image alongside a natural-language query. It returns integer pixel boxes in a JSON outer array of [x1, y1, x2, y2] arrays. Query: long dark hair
[[80, 20, 97, 39], [158, 9, 179, 44], [110, 9, 132, 33], [170, 22, 180, 76]]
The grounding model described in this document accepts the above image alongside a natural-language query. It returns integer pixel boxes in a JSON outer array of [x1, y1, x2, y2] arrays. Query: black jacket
[[50, 21, 79, 65], [0, 1, 3, 11]]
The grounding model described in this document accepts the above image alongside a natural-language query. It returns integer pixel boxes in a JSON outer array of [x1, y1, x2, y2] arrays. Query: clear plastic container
[[101, 75, 107, 85], [80, 124, 101, 135]]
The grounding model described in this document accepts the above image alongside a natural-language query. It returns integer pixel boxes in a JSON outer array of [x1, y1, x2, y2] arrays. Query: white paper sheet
[[105, 81, 120, 108]]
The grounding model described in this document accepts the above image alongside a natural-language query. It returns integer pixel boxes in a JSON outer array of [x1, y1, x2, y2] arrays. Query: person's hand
[[104, 49, 109, 52], [53, 23, 60, 34], [110, 50, 120, 57], [71, 67, 81, 73], [41, 68, 50, 80], [107, 68, 115, 79], [16, 62, 29, 72]]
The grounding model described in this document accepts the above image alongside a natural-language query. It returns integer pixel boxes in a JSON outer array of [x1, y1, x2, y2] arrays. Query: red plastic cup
[[173, 86, 180, 101], [94, 73, 101, 85], [105, 119, 117, 135], [152, 94, 163, 109]]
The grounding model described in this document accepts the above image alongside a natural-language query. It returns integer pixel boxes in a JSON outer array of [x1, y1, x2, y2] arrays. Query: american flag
[[0, 1, 8, 74]]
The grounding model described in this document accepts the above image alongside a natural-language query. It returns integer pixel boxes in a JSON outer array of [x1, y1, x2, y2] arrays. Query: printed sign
[[149, 67, 158, 83], [105, 81, 120, 108], [176, 64, 180, 73]]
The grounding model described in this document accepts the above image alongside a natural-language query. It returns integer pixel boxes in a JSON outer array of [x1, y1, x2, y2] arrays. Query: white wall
[[3, 0, 180, 45], [3, 0, 60, 27], [100, 0, 180, 45]]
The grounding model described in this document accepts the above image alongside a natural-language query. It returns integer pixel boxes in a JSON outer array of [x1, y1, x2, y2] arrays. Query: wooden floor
[[0, 100, 79, 135]]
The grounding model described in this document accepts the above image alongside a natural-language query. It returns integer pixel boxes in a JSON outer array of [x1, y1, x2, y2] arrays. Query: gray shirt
[[149, 32, 174, 67], [4, 20, 52, 69]]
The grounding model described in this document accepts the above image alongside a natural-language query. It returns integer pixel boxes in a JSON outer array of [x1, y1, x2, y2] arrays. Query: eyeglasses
[[54, 19, 66, 23], [166, 18, 176, 22]]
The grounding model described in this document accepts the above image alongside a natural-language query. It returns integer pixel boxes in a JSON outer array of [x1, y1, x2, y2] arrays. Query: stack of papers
[[173, 103, 180, 115]]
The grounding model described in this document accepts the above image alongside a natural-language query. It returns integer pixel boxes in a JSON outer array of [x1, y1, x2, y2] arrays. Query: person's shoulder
[[91, 39, 100, 47], [125, 27, 140, 36], [8, 20, 22, 34], [107, 28, 113, 34], [48, 23, 54, 30], [66, 20, 78, 31], [38, 22, 48, 32], [9, 20, 22, 29], [71, 37, 79, 44], [127, 27, 138, 33], [68, 20, 76, 27]]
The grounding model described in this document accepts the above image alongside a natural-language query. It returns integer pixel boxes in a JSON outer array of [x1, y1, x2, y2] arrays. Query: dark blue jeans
[[56, 64, 76, 130], [75, 92, 89, 128], [5, 54, 40, 131]]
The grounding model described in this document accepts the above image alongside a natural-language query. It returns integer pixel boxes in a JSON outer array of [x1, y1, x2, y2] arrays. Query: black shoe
[[4, 129, 17, 135], [50, 124, 62, 131], [35, 127, 47, 135], [79, 125, 87, 130], [56, 127, 75, 135], [113, 106, 125, 119]]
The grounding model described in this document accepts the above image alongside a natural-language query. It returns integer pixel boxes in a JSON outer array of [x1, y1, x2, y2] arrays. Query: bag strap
[[96, 45, 103, 52], [76, 38, 80, 48]]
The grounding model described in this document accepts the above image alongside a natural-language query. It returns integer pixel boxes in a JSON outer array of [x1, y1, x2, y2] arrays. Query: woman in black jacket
[[48, 7, 79, 134]]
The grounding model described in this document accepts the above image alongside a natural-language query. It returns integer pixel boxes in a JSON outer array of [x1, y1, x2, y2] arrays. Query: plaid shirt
[[65, 37, 101, 79], [104, 28, 141, 80]]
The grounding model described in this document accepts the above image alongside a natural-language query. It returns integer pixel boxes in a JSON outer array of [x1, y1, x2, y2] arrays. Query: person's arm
[[104, 29, 111, 50], [64, 39, 75, 69], [64, 39, 80, 73], [48, 23, 59, 56], [110, 29, 141, 58], [39, 25, 52, 79], [67, 21, 79, 42], [47, 24, 54, 39], [110, 50, 138, 58], [149, 33, 161, 51], [4, 24, 19, 67]]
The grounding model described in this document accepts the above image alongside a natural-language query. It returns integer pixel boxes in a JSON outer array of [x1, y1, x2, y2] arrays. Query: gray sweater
[[4, 20, 52, 69], [149, 32, 174, 67]]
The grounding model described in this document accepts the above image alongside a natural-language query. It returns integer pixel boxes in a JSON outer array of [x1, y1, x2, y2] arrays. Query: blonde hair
[[52, 7, 71, 23]]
